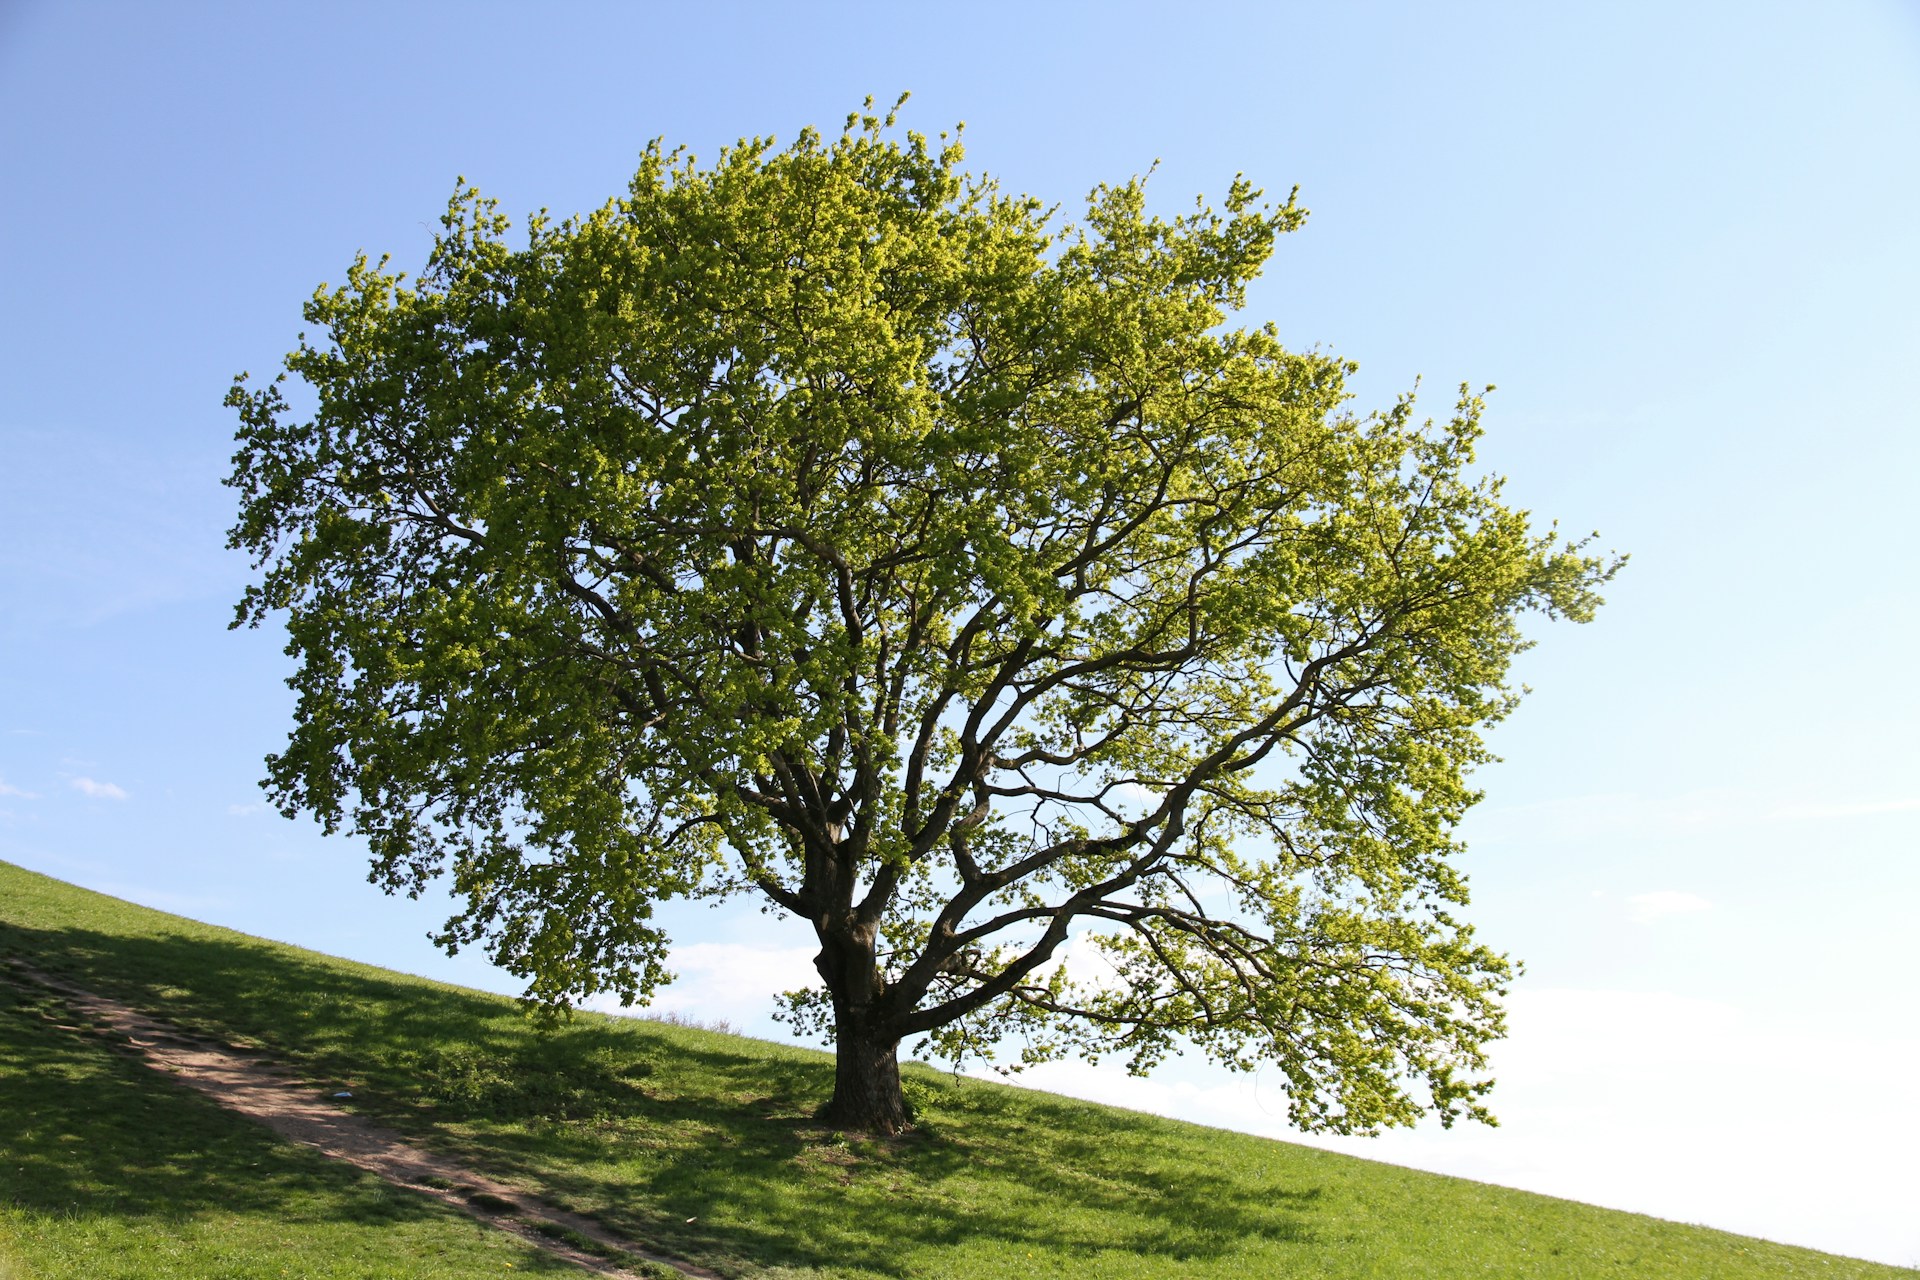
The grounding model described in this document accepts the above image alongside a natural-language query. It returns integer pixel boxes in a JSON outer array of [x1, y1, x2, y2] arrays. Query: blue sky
[[2, 1, 1916, 1266]]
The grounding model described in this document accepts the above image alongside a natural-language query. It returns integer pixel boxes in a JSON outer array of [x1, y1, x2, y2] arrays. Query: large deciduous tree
[[228, 101, 1616, 1135]]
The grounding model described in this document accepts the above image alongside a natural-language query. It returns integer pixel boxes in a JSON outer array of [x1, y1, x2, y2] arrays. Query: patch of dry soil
[[4, 962, 717, 1279]]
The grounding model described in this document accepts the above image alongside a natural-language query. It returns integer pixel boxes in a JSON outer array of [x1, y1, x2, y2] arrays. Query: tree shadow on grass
[[0, 916, 1333, 1277], [0, 982, 442, 1229]]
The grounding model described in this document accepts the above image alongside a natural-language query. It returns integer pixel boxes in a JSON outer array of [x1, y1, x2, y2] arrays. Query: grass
[[0, 956, 573, 1277], [0, 858, 1909, 1280]]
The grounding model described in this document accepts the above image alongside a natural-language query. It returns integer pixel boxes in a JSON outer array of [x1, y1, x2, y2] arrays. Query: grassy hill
[[0, 860, 1906, 1280]]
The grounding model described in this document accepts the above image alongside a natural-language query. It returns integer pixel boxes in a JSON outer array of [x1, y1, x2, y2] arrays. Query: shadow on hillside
[[0, 917, 1328, 1274], [0, 981, 450, 1228]]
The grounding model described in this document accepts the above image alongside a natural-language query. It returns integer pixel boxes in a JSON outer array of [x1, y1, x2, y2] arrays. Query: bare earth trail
[[4, 962, 717, 1280]]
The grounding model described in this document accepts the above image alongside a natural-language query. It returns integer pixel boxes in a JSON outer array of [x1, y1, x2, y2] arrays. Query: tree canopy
[[227, 99, 1617, 1134]]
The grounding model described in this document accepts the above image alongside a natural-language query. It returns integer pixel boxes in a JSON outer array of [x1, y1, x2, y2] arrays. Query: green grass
[[0, 859, 1908, 1280], [0, 951, 574, 1276]]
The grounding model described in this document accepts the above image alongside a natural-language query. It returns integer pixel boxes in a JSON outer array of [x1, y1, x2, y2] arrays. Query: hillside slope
[[0, 860, 1907, 1279]]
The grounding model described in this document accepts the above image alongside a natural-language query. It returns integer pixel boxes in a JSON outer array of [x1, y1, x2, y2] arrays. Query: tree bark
[[812, 922, 912, 1133], [820, 1018, 911, 1134]]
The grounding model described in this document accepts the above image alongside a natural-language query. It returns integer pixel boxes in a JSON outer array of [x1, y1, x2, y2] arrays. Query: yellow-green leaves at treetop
[[226, 99, 1619, 1136]]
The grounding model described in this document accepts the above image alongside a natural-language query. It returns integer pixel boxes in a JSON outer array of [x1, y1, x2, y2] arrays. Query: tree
[[227, 99, 1617, 1136]]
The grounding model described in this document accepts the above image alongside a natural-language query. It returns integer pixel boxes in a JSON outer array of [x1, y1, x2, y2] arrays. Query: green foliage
[[227, 96, 1621, 1133], [2, 865, 1906, 1280]]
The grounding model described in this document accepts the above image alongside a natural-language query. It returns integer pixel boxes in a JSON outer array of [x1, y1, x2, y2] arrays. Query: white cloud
[[0, 778, 36, 798], [1107, 781, 1167, 818], [585, 940, 818, 1036], [1767, 797, 1920, 821], [1470, 789, 1920, 844], [70, 776, 129, 801], [1045, 931, 1129, 994], [227, 802, 269, 816], [1626, 889, 1713, 923]]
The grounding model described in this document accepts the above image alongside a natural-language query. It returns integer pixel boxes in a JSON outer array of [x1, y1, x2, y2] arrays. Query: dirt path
[[4, 962, 718, 1280]]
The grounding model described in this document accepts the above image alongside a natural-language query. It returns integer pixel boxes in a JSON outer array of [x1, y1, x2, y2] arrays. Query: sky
[[2, 0, 1916, 1266]]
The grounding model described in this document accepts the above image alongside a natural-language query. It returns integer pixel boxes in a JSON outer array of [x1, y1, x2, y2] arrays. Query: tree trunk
[[820, 1018, 911, 1134], [811, 911, 912, 1133]]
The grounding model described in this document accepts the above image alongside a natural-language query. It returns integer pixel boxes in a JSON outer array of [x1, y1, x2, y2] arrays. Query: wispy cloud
[[227, 802, 269, 816], [1627, 890, 1713, 923], [1766, 797, 1920, 821], [1472, 789, 1920, 844], [70, 776, 130, 801], [0, 778, 36, 799], [1, 428, 233, 629]]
